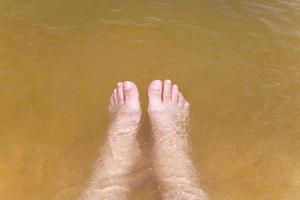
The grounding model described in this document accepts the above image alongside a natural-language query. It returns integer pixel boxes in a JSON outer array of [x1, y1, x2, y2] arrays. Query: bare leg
[[148, 80, 209, 200], [80, 81, 142, 200]]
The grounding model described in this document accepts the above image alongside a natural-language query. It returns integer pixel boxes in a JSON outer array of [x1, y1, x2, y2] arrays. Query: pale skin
[[80, 80, 209, 200]]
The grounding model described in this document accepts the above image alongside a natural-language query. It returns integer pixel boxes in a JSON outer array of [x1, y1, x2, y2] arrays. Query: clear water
[[0, 0, 300, 199]]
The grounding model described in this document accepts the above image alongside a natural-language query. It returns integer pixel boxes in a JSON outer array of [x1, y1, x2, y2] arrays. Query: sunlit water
[[0, 0, 300, 199]]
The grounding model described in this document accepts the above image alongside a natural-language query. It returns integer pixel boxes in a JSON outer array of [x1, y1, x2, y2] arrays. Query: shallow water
[[0, 0, 300, 199]]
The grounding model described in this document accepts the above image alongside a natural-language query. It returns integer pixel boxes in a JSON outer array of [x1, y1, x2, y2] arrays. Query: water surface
[[0, 0, 300, 199]]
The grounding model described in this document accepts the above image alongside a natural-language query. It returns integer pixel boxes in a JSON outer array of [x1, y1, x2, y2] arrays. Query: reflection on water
[[0, 0, 300, 199]]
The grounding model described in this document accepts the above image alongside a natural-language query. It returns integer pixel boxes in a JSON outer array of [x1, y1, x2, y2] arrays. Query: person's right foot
[[147, 79, 190, 142], [148, 80, 209, 200]]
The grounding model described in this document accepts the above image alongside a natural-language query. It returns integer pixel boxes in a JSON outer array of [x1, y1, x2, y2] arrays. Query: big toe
[[148, 80, 163, 106], [123, 81, 140, 106]]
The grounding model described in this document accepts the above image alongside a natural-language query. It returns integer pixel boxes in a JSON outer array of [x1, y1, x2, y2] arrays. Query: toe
[[109, 93, 115, 112], [123, 81, 140, 106], [117, 82, 124, 104], [113, 89, 118, 104], [184, 102, 190, 110], [178, 92, 185, 106], [163, 80, 172, 102], [148, 80, 163, 105], [184, 102, 190, 117], [171, 84, 179, 103], [110, 94, 115, 107]]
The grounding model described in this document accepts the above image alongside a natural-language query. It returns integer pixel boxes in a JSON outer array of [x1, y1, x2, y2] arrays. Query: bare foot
[[148, 79, 189, 146], [104, 81, 142, 177], [148, 80, 209, 200], [80, 81, 142, 200], [108, 81, 142, 136]]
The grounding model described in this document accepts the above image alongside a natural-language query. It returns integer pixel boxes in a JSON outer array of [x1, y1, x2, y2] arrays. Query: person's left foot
[[80, 82, 143, 200], [108, 81, 142, 136], [98, 81, 143, 188]]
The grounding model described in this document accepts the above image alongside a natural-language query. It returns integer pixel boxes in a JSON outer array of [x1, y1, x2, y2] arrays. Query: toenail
[[153, 84, 161, 89], [165, 79, 171, 84], [117, 82, 122, 86], [124, 82, 132, 90], [152, 80, 162, 84]]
